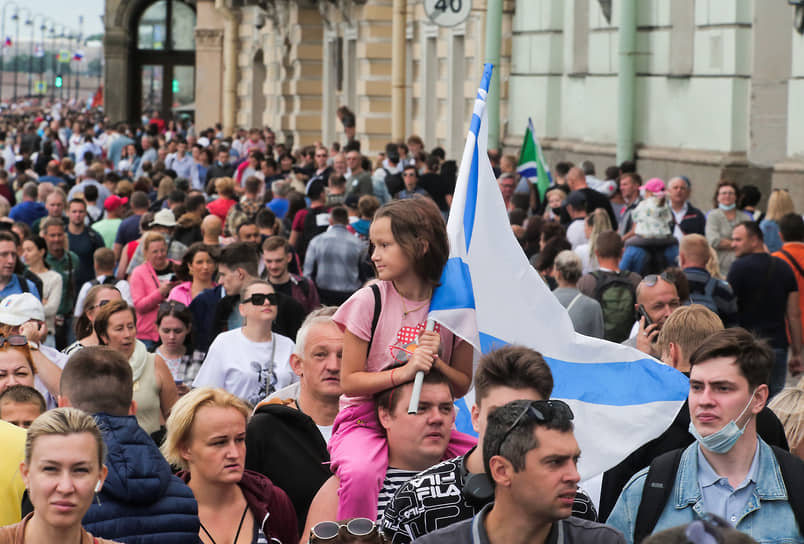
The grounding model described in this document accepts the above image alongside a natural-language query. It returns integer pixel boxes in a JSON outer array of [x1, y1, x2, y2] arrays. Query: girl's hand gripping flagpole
[[407, 319, 436, 414], [408, 63, 495, 415]]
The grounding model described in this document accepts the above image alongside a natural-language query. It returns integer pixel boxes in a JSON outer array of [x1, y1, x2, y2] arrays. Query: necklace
[[200, 503, 248, 544], [400, 291, 431, 318]]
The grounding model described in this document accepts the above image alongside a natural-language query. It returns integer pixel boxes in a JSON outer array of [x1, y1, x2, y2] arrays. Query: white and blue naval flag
[[431, 64, 689, 480]]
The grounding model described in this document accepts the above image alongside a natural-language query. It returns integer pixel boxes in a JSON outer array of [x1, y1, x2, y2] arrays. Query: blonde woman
[[574, 208, 612, 274], [162, 387, 297, 544], [768, 376, 804, 461], [0, 407, 120, 543], [760, 189, 795, 253]]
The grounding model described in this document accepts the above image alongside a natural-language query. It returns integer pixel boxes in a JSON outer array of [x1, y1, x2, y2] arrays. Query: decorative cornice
[[195, 28, 224, 48]]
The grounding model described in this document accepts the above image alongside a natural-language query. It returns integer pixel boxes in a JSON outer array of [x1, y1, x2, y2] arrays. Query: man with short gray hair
[[667, 176, 706, 240], [246, 306, 343, 532]]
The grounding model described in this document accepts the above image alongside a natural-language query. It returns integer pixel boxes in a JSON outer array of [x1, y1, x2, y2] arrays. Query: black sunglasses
[[159, 300, 187, 313], [0, 335, 28, 348], [242, 292, 278, 306], [497, 400, 574, 457], [310, 518, 377, 542]]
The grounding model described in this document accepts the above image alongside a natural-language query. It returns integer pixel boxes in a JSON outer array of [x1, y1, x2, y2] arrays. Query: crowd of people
[[0, 100, 802, 544]]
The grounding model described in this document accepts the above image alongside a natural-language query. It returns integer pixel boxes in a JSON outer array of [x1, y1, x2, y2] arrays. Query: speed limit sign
[[424, 0, 471, 27]]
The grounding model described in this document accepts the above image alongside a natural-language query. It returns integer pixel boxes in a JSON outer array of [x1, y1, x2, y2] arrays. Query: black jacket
[[245, 399, 331, 535], [675, 202, 706, 236], [598, 398, 789, 521]]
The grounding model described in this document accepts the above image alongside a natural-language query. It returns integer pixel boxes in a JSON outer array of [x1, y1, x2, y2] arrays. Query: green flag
[[516, 118, 552, 202]]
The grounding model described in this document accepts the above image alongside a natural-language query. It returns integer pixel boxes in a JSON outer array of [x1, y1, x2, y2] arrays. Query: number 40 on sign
[[424, 0, 471, 27]]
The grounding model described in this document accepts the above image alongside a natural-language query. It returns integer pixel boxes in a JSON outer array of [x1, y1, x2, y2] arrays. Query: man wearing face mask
[[607, 328, 804, 543]]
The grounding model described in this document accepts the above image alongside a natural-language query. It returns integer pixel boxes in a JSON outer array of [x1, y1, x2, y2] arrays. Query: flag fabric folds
[[516, 118, 552, 203], [72, 50, 84, 61], [429, 63, 689, 481]]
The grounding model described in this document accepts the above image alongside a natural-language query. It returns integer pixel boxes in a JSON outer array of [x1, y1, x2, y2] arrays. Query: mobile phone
[[636, 305, 653, 327], [169, 274, 177, 282]]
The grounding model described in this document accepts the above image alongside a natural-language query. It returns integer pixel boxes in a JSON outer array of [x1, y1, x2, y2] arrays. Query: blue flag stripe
[[478, 332, 688, 406], [463, 139, 479, 252], [431, 258, 476, 310]]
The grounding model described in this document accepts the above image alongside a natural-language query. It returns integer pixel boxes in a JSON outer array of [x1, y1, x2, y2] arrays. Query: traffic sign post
[[424, 0, 472, 27]]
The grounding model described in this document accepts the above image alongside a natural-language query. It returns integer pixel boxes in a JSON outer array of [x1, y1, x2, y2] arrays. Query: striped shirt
[[377, 468, 419, 523]]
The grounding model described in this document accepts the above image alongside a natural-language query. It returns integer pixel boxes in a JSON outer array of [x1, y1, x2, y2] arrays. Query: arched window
[[131, 0, 196, 123]]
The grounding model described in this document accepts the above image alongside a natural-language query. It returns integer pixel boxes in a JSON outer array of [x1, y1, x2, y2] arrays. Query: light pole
[[27, 13, 44, 97], [10, 5, 19, 102], [16, 6, 30, 98], [74, 15, 82, 103], [36, 16, 51, 97]]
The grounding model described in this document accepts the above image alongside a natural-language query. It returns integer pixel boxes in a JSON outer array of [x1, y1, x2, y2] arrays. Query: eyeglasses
[[310, 518, 378, 542], [242, 292, 278, 306], [641, 272, 673, 288], [496, 400, 574, 457], [159, 300, 187, 313], [89, 299, 113, 311], [0, 335, 27, 348]]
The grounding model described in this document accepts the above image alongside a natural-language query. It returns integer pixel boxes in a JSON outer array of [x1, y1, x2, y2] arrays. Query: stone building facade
[[104, 0, 802, 202]]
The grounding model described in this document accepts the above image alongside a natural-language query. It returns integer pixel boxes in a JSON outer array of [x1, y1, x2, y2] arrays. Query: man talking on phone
[[622, 272, 681, 357]]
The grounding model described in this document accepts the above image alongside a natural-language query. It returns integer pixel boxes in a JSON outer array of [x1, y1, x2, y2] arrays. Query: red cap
[[104, 195, 128, 212]]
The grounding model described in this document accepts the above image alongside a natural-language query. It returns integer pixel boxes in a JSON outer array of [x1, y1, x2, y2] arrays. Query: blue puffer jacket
[[83, 413, 201, 544]]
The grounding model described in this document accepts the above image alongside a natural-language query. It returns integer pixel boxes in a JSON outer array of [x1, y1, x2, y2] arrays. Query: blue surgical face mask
[[688, 389, 756, 454], [718, 203, 736, 211]]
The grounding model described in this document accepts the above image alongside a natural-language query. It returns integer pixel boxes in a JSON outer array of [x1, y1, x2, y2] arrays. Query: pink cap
[[641, 178, 665, 194]]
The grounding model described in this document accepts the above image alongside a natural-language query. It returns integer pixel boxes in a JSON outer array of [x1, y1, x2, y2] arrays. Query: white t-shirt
[[567, 219, 588, 249], [193, 328, 297, 406]]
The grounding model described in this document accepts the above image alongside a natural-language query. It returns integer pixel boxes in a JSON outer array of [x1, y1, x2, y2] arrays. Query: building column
[[103, 28, 128, 123], [283, 4, 324, 147]]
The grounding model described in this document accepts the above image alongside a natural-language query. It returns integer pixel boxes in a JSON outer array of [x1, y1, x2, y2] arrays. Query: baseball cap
[[104, 195, 128, 212], [641, 178, 665, 195], [151, 209, 177, 228], [0, 293, 45, 326], [565, 190, 587, 210]]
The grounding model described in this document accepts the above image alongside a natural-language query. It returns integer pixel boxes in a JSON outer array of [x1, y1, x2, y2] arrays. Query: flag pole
[[407, 319, 435, 414], [408, 63, 494, 415]]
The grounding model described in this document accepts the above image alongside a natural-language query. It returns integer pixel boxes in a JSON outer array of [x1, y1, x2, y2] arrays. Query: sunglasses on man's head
[[496, 400, 574, 457], [243, 293, 278, 306], [0, 335, 27, 348], [641, 272, 673, 288]]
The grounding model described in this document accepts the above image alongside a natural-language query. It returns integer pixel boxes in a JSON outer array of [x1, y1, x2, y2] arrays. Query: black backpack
[[384, 168, 404, 197], [633, 446, 804, 543], [688, 276, 718, 313], [591, 270, 636, 343], [89, 276, 118, 287], [299, 206, 331, 262]]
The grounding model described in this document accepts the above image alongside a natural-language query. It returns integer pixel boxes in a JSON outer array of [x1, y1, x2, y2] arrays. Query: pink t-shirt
[[333, 280, 458, 408]]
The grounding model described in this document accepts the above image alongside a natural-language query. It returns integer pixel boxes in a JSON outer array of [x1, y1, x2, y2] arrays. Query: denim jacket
[[607, 438, 803, 544]]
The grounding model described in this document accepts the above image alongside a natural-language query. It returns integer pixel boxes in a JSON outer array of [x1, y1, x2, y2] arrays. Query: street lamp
[[28, 13, 46, 97], [16, 6, 31, 98], [0, 1, 19, 105]]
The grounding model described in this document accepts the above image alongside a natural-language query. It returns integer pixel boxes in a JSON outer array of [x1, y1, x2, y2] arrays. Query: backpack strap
[[15, 274, 28, 294], [634, 448, 684, 543], [365, 283, 381, 357], [771, 445, 804, 536], [566, 292, 583, 313], [780, 248, 804, 279]]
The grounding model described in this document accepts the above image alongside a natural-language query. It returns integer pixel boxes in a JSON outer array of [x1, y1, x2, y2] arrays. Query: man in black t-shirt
[[727, 221, 802, 396], [566, 166, 617, 228], [417, 155, 452, 214], [382, 347, 597, 544]]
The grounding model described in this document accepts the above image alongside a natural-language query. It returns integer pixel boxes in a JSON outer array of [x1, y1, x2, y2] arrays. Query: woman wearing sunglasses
[[0, 335, 36, 395], [162, 387, 297, 544], [64, 285, 123, 356], [193, 280, 296, 407], [94, 300, 178, 436]]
